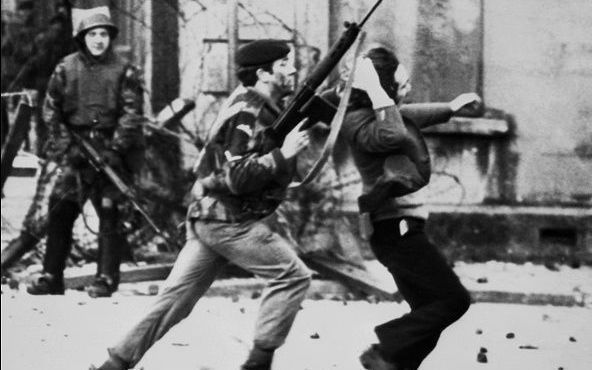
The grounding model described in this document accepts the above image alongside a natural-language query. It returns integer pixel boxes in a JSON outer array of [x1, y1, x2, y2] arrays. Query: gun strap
[[289, 31, 366, 189]]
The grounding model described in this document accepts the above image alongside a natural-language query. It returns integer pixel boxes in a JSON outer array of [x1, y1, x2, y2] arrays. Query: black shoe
[[240, 345, 274, 370], [89, 355, 129, 370], [87, 275, 117, 298], [26, 273, 65, 295], [360, 344, 398, 370]]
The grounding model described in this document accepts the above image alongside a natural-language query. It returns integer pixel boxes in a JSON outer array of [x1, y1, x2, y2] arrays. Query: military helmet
[[75, 13, 118, 40]]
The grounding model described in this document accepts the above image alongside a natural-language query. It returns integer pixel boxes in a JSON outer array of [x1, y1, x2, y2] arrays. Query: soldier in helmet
[[26, 12, 145, 298]]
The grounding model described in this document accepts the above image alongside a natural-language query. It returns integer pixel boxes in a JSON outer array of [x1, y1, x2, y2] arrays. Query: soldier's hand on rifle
[[102, 149, 124, 170], [191, 180, 205, 200], [449, 92, 483, 117], [280, 118, 310, 159], [68, 146, 87, 169], [352, 56, 393, 109]]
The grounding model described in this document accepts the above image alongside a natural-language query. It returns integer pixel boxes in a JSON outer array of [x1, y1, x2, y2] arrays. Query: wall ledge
[[423, 117, 510, 138]]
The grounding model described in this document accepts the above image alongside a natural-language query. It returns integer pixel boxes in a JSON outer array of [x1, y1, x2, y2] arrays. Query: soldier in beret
[[92, 39, 312, 370]]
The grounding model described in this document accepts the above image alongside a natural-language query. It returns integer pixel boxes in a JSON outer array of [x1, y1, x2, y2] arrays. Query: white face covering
[[394, 64, 412, 104]]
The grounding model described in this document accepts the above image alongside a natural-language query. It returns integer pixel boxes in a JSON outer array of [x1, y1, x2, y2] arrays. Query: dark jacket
[[189, 85, 294, 223], [43, 48, 144, 165], [340, 93, 454, 221]]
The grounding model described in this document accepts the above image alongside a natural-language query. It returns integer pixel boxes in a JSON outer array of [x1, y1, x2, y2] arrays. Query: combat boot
[[87, 275, 117, 298], [360, 344, 398, 370], [89, 354, 130, 370], [240, 345, 274, 370], [26, 272, 65, 295]]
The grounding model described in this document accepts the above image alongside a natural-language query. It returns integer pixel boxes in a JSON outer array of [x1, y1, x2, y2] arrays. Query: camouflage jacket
[[43, 49, 144, 165], [188, 85, 295, 223]]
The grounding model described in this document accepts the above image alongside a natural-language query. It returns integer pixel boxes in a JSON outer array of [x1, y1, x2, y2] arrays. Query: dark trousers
[[44, 194, 124, 285], [369, 217, 471, 370]]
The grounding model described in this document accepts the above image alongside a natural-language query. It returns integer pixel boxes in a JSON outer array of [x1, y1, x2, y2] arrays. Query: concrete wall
[[483, 0, 592, 206], [330, 0, 592, 208]]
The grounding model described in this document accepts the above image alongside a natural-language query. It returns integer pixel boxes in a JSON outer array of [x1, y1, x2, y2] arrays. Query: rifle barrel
[[359, 0, 384, 27]]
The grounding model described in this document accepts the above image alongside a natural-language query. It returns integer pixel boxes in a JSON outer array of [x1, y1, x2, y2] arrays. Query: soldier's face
[[269, 54, 296, 97], [84, 27, 111, 56]]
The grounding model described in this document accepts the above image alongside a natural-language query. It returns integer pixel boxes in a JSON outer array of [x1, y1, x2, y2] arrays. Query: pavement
[[2, 166, 592, 369], [4, 173, 592, 309], [1, 286, 591, 370]]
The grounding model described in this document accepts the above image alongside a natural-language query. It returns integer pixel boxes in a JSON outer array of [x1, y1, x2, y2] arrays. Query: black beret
[[235, 39, 290, 68], [17, 0, 34, 10]]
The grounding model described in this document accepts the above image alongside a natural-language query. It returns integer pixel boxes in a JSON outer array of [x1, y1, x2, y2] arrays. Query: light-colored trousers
[[109, 218, 312, 367]]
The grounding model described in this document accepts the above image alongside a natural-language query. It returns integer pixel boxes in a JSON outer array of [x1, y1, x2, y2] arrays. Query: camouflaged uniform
[[39, 46, 144, 292], [105, 84, 312, 369], [189, 84, 295, 222], [44, 49, 144, 201]]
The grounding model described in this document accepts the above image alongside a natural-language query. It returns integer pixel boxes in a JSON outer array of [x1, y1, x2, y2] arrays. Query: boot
[[89, 353, 130, 370], [240, 345, 274, 370], [26, 272, 65, 295], [88, 274, 117, 298], [92, 199, 123, 297], [360, 344, 398, 370]]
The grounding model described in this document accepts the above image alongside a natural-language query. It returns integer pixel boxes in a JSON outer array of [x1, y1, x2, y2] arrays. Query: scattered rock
[[8, 279, 19, 290], [310, 332, 320, 339], [544, 261, 559, 271], [477, 352, 488, 363], [251, 291, 261, 299], [506, 332, 515, 339], [476, 277, 488, 284], [365, 295, 381, 304], [476, 329, 483, 335], [569, 336, 576, 342], [479, 347, 488, 353], [519, 345, 538, 349], [239, 307, 245, 314], [311, 292, 324, 300], [147, 284, 159, 295], [231, 295, 239, 303], [172, 343, 189, 346]]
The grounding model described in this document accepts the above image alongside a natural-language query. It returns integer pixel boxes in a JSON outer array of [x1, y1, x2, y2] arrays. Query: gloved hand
[[67, 146, 88, 169], [102, 149, 124, 170], [352, 56, 393, 109], [191, 180, 205, 200]]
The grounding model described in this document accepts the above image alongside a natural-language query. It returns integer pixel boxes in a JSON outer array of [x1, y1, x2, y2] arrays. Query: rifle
[[270, 0, 384, 142], [67, 129, 177, 250]]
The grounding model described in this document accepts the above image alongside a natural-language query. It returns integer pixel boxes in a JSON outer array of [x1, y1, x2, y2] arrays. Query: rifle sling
[[289, 31, 366, 189]]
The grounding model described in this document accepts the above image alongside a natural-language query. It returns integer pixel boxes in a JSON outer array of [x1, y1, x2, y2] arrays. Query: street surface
[[2, 285, 591, 370]]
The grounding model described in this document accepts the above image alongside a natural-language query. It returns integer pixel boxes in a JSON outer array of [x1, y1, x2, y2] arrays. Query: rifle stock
[[270, 0, 383, 142]]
